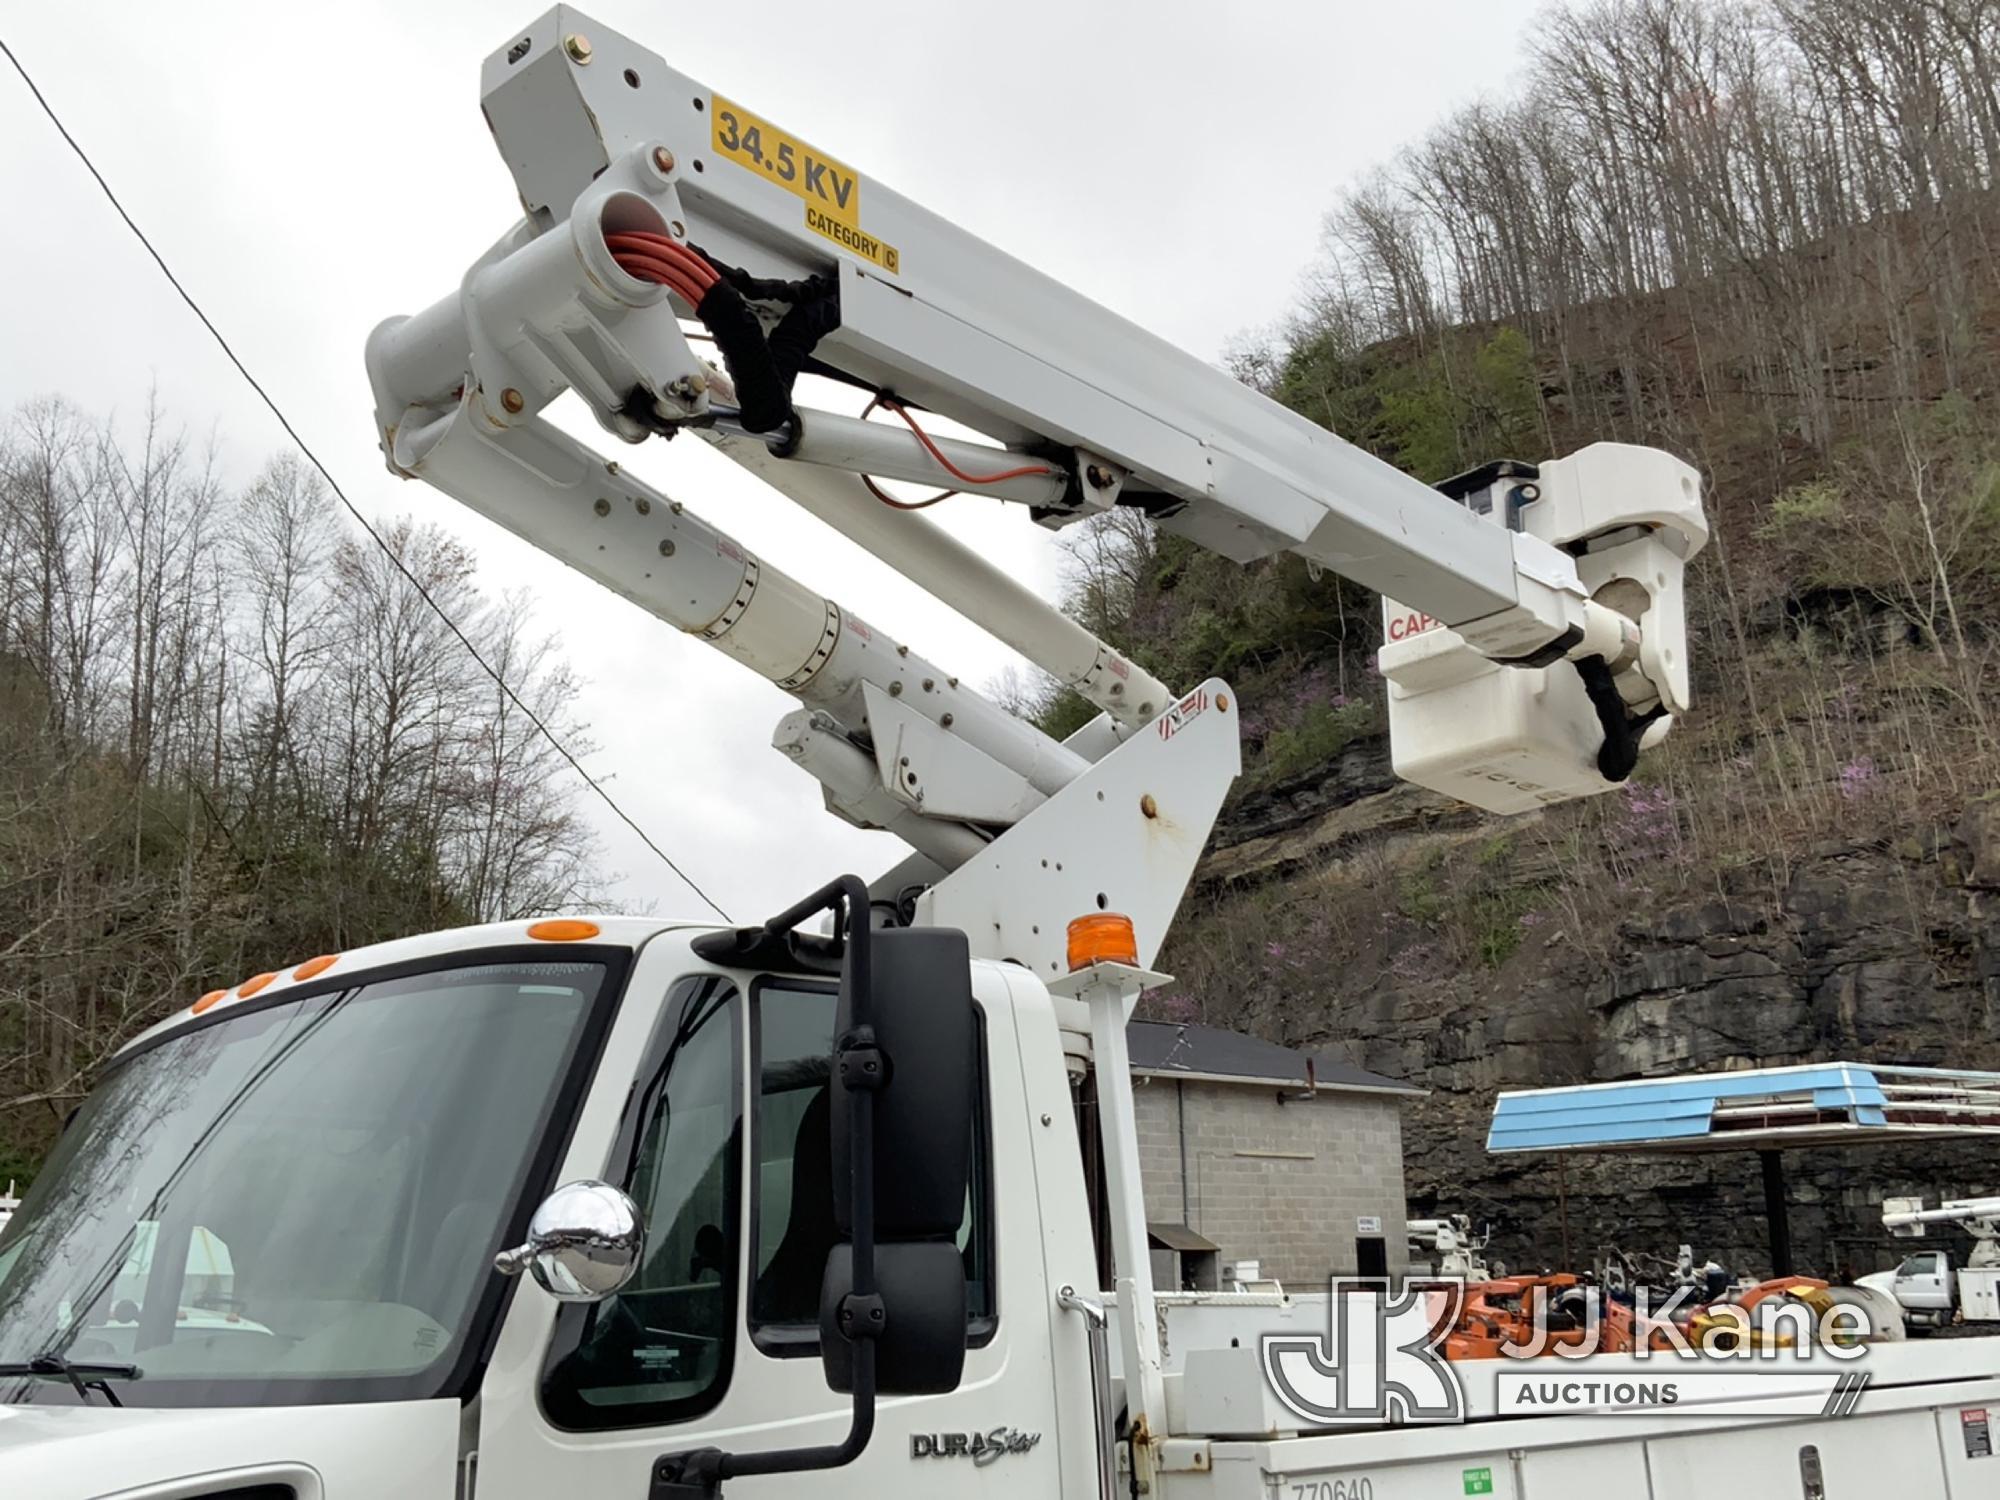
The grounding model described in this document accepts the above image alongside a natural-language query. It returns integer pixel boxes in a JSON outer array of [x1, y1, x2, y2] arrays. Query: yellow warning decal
[[804, 205, 902, 275], [710, 96, 900, 275], [712, 96, 861, 228]]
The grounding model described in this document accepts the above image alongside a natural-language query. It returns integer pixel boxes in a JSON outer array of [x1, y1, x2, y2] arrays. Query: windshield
[[0, 956, 611, 1407]]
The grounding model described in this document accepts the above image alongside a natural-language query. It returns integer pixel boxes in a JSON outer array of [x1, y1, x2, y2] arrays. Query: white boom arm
[[366, 5, 1711, 910], [1407, 1214, 1494, 1279], [1885, 1197, 2000, 1270], [1884, 1197, 2000, 1231]]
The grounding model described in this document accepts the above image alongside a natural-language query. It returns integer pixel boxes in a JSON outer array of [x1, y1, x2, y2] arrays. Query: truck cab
[[1891, 1251, 1959, 1328], [0, 917, 1104, 1499]]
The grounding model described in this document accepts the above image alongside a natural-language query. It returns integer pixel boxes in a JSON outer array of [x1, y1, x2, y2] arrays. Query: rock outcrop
[[1176, 742, 2000, 1281]]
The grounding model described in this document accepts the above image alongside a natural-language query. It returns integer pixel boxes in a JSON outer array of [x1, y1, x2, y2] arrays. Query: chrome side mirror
[[494, 1180, 644, 1302]]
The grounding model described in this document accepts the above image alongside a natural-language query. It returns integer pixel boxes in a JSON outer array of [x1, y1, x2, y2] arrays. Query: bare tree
[[1, 401, 604, 1175]]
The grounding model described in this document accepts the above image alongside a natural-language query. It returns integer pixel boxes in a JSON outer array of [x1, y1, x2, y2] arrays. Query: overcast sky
[[0, 0, 1545, 922]]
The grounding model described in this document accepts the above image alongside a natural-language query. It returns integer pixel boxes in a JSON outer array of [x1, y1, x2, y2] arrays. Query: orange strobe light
[[1067, 913, 1139, 971]]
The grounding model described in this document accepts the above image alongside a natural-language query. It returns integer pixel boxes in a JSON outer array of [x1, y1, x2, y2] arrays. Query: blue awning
[[1488, 1063, 2000, 1155]]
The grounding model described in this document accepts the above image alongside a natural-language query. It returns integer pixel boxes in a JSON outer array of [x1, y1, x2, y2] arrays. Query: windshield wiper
[[0, 1353, 140, 1407]]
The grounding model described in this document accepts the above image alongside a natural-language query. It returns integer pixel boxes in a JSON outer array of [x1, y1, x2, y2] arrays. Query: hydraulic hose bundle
[[606, 230, 836, 435], [608, 230, 1057, 512]]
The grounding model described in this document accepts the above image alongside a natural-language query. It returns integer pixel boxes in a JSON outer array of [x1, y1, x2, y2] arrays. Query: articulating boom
[[1885, 1197, 2000, 1270], [365, 6, 1709, 961]]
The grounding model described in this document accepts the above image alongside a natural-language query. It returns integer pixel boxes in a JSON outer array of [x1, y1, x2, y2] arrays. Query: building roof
[[1148, 1222, 1221, 1254], [1127, 1020, 1422, 1097], [1488, 1062, 2000, 1155]]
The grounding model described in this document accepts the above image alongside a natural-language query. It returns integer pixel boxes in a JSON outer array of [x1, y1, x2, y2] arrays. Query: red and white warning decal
[[1156, 688, 1209, 742]]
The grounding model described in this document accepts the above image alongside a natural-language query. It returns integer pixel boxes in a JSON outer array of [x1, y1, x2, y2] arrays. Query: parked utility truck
[[1873, 1197, 2000, 1329], [1407, 1216, 1499, 1281], [3, 9, 1998, 1498]]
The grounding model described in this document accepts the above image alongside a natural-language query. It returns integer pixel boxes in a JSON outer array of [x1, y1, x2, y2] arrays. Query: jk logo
[[1262, 1279, 1468, 1425]]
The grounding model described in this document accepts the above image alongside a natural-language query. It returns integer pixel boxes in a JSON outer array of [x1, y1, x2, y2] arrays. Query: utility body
[[2, 9, 1997, 1499]]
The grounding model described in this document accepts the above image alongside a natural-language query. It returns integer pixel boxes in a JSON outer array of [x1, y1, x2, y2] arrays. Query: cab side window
[[542, 976, 741, 1429], [748, 979, 993, 1352]]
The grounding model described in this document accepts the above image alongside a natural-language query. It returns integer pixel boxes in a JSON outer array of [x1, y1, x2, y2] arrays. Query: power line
[[0, 35, 732, 923]]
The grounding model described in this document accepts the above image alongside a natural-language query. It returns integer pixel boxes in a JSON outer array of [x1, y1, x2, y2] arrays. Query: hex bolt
[[564, 33, 593, 63], [940, 713, 954, 728], [1087, 464, 1116, 490], [500, 388, 525, 414], [635, 497, 651, 516], [658, 539, 676, 557], [653, 147, 676, 174], [889, 681, 904, 696], [1141, 794, 1159, 819], [593, 498, 611, 517]]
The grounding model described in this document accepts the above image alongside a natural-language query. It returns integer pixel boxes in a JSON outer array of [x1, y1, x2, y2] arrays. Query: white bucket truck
[[3, 10, 1994, 1498]]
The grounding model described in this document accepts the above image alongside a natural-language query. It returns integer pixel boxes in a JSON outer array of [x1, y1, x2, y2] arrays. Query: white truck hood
[[0, 1395, 460, 1499]]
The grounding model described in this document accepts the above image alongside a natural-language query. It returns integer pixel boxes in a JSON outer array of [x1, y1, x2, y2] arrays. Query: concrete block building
[[1124, 1021, 1421, 1289]]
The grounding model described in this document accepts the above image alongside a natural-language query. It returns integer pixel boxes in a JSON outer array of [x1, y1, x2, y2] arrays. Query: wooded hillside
[[1031, 0, 2000, 973], [0, 398, 600, 1183], [1026, 0, 2000, 1269]]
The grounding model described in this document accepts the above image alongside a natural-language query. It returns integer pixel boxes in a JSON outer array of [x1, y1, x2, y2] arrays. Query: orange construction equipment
[[1436, 1276, 1664, 1361], [1433, 1272, 1855, 1362]]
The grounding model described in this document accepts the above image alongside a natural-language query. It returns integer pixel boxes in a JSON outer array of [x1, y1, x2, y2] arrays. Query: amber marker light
[[527, 919, 601, 942]]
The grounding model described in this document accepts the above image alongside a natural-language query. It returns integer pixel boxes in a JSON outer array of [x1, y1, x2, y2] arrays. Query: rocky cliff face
[[1168, 738, 2000, 1283]]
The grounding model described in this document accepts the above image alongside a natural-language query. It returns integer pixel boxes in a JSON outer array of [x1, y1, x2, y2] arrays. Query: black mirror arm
[[652, 876, 883, 1500]]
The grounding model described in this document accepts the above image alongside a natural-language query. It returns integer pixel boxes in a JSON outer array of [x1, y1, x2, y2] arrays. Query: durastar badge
[[911, 1428, 1043, 1465]]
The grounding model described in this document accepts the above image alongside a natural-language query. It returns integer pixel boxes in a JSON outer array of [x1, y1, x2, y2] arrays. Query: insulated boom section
[[479, 8, 1524, 627]]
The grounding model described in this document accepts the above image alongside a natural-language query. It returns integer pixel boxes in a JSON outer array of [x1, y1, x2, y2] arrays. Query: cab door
[[470, 946, 1066, 1499], [1896, 1252, 1950, 1313]]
